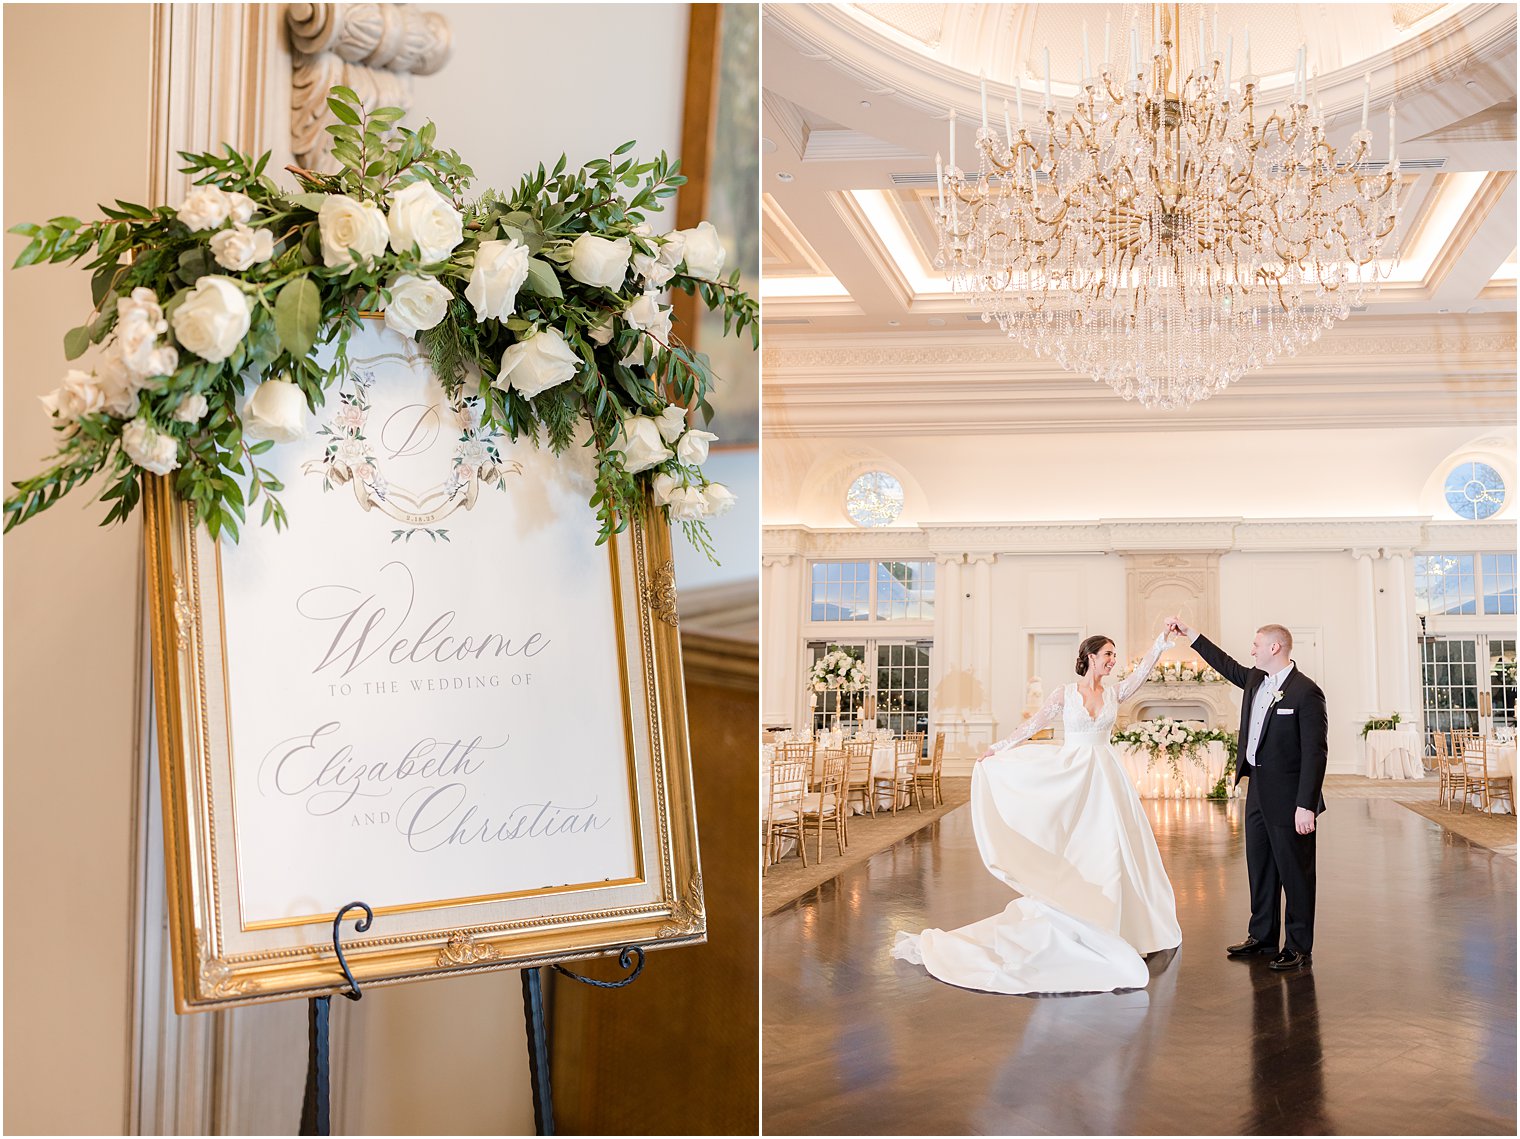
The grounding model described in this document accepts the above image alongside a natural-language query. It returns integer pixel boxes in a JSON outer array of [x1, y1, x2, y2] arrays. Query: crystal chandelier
[[934, 4, 1402, 409]]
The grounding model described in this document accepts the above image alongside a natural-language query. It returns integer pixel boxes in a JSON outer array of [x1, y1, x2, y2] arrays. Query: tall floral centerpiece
[[6, 87, 757, 559], [809, 649, 869, 730]]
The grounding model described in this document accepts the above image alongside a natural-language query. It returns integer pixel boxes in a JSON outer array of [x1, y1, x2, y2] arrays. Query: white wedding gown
[[893, 634, 1182, 994]]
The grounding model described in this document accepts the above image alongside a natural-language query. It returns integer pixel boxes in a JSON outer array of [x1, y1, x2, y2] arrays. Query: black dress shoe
[[1268, 949, 1311, 971], [1226, 936, 1277, 957]]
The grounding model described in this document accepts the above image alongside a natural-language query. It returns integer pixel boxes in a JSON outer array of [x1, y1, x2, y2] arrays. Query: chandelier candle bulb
[[935, 152, 944, 211], [1213, 8, 1219, 54], [948, 109, 956, 172], [1296, 45, 1306, 102], [1244, 27, 1252, 80], [1003, 100, 1013, 149], [980, 73, 989, 130], [1362, 73, 1371, 130], [1224, 35, 1233, 101], [1131, 24, 1140, 78], [1016, 77, 1024, 125], [1104, 14, 1111, 71], [1198, 17, 1206, 73], [1044, 47, 1052, 107], [1083, 20, 1091, 86]]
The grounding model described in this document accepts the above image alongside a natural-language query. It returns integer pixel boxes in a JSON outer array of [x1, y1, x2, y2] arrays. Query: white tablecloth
[[761, 741, 901, 821], [1116, 741, 1235, 799], [1364, 729, 1425, 780]]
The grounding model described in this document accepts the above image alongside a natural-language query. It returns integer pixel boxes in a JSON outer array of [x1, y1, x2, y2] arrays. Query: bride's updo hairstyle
[[1075, 635, 1115, 677]]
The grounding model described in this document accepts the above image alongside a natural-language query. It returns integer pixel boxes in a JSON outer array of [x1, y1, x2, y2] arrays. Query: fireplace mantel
[[1118, 681, 1240, 730]]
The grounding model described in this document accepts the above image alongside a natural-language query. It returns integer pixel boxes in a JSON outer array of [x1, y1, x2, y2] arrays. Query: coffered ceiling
[[760, 3, 1517, 434]]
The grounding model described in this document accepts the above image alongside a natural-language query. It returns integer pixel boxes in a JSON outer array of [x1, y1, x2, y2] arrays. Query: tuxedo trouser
[[1243, 774, 1317, 954]]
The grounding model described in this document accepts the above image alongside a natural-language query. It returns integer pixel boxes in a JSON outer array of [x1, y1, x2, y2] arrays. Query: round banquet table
[[1115, 740, 1236, 799], [1363, 728, 1425, 780], [1460, 743, 1517, 814]]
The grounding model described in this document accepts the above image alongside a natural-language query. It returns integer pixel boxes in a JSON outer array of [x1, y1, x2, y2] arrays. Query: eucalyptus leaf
[[523, 258, 563, 299], [62, 325, 91, 361]]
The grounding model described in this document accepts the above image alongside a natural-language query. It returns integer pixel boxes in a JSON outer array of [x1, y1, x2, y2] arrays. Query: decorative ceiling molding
[[288, 3, 451, 169], [761, 89, 809, 158], [761, 193, 833, 277], [763, 517, 1514, 558], [803, 128, 921, 162]]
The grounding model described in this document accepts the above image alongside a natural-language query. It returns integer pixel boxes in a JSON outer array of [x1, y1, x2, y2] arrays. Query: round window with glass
[[846, 471, 904, 527], [1444, 461, 1507, 521]]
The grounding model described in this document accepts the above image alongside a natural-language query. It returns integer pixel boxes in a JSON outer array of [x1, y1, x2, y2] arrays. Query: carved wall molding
[[763, 517, 1516, 559], [287, 3, 451, 169]]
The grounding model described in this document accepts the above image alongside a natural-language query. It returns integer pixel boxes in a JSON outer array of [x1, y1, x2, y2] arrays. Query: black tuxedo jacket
[[1191, 634, 1329, 819]]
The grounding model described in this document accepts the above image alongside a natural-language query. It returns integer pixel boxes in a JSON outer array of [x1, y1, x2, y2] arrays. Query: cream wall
[[3, 5, 154, 1133], [764, 427, 1516, 527]]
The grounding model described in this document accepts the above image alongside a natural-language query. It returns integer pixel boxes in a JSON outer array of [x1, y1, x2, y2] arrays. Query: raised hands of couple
[[1164, 616, 1193, 640]]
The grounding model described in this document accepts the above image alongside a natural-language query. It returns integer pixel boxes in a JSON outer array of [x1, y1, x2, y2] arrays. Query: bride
[[893, 629, 1182, 994]]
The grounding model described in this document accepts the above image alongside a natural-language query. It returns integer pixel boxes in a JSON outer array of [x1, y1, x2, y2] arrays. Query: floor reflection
[[763, 797, 1516, 1135]]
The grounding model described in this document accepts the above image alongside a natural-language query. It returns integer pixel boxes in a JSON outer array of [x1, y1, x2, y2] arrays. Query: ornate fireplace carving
[[1118, 682, 1240, 730]]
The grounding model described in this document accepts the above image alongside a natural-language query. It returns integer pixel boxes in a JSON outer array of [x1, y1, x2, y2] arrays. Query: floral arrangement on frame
[[6, 86, 757, 560]]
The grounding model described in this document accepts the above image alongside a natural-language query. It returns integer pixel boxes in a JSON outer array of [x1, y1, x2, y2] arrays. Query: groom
[[1166, 618, 1328, 971]]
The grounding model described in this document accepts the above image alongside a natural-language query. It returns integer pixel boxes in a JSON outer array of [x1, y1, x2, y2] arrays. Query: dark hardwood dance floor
[[762, 797, 1516, 1135]]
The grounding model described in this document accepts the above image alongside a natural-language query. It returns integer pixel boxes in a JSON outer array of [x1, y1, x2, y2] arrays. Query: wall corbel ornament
[[288, 3, 452, 169]]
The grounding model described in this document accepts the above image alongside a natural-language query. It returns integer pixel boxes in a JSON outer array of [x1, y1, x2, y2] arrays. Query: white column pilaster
[[931, 554, 965, 758], [762, 553, 802, 728], [1353, 548, 1381, 717], [1386, 549, 1417, 725], [962, 553, 998, 757]]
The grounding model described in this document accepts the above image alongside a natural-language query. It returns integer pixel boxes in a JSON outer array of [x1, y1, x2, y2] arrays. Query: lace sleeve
[[986, 687, 1065, 756], [1116, 632, 1175, 703]]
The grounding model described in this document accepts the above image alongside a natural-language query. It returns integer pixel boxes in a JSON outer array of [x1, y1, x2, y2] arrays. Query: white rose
[[39, 369, 105, 422], [495, 326, 581, 399], [117, 287, 166, 331], [464, 239, 531, 323], [677, 220, 725, 279], [115, 312, 164, 379], [384, 274, 451, 338], [702, 482, 736, 516], [173, 393, 209, 423], [226, 191, 257, 225], [170, 276, 251, 363], [387, 179, 463, 264], [587, 314, 615, 346], [177, 185, 231, 232], [656, 229, 688, 269], [144, 345, 180, 380], [209, 223, 274, 271], [632, 250, 675, 289], [243, 379, 307, 443], [667, 485, 709, 521], [610, 414, 673, 474], [624, 292, 668, 331], [95, 344, 140, 418], [677, 428, 718, 466], [654, 404, 688, 443], [652, 471, 680, 504], [567, 233, 632, 289], [318, 195, 390, 268], [121, 418, 180, 476]]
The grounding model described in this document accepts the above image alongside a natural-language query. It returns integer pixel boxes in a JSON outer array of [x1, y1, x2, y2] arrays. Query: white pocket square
[[1275, 708, 1295, 715]]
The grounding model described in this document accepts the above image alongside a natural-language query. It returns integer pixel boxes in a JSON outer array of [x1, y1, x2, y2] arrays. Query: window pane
[[875, 560, 936, 620], [810, 561, 870, 621]]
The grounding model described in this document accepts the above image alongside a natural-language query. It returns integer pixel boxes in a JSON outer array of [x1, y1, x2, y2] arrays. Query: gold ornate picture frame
[[143, 324, 704, 1011]]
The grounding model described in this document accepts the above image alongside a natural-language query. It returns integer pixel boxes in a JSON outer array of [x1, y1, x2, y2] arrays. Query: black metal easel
[[299, 902, 373, 1137], [521, 946, 648, 1136]]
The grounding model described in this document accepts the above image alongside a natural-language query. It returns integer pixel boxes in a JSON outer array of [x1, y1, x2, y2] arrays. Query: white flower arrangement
[[1112, 716, 1237, 781], [809, 649, 868, 693], [1114, 656, 1225, 685]]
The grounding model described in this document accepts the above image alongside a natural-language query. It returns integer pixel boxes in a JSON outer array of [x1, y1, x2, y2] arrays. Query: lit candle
[[1003, 99, 1013, 149], [936, 152, 944, 212], [1044, 46, 1052, 106], [948, 109, 956, 171], [1362, 71, 1371, 130], [980, 72, 989, 130]]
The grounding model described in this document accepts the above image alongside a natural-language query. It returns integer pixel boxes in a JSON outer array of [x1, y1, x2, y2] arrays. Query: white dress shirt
[[1244, 662, 1295, 766]]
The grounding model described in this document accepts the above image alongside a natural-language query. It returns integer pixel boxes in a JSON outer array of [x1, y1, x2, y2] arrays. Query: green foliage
[[5, 86, 756, 562], [1360, 713, 1401, 738]]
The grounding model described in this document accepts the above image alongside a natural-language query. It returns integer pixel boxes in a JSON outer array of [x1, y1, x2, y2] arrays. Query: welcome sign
[[147, 322, 703, 1010]]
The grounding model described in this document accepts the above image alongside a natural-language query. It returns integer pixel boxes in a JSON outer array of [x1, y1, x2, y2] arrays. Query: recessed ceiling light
[[1438, 307, 1451, 313], [1466, 79, 1479, 90], [761, 136, 778, 154], [777, 171, 794, 182], [860, 100, 872, 109], [887, 319, 900, 326], [926, 316, 946, 327]]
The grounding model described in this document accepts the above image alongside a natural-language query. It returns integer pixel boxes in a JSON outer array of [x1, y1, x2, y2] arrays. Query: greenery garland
[[6, 86, 757, 559], [1112, 717, 1238, 784], [1360, 712, 1402, 737]]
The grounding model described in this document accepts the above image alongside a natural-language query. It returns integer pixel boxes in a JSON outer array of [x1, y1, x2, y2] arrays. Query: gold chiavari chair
[[913, 732, 946, 808], [764, 760, 809, 871], [874, 738, 921, 814], [1479, 735, 1514, 815], [842, 740, 877, 818], [1431, 731, 1454, 807], [778, 740, 815, 768], [1450, 736, 1486, 814], [800, 753, 848, 860]]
